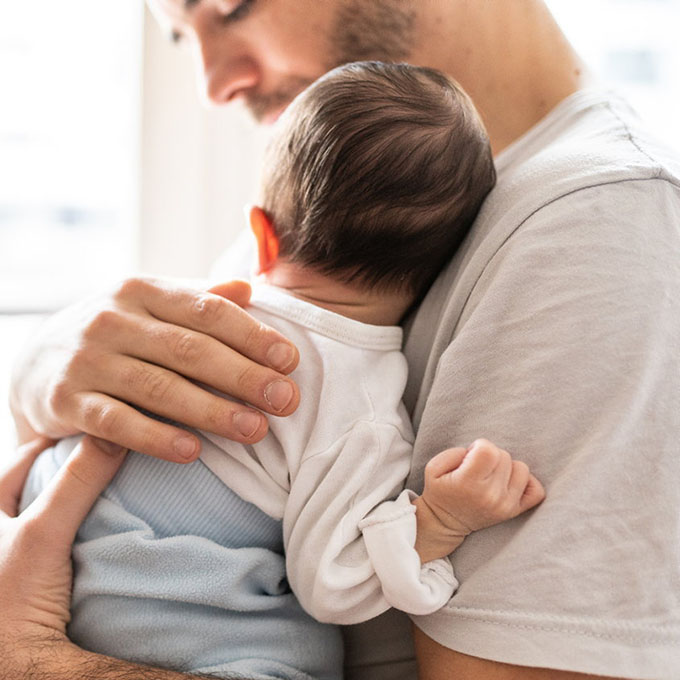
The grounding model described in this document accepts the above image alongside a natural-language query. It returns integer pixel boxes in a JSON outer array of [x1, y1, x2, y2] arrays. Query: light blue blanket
[[22, 436, 343, 679]]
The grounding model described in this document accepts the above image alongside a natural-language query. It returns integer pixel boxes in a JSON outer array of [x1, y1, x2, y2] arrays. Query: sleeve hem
[[412, 606, 680, 680]]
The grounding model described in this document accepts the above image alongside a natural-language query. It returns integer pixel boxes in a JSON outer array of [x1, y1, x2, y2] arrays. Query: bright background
[[1, 0, 679, 454]]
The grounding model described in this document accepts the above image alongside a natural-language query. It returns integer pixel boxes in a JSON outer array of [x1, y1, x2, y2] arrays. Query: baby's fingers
[[519, 473, 546, 513], [508, 460, 545, 514], [462, 439, 510, 482], [424, 447, 468, 480]]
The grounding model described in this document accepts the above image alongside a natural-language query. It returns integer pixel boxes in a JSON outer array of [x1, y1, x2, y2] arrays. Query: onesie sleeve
[[282, 420, 457, 625]]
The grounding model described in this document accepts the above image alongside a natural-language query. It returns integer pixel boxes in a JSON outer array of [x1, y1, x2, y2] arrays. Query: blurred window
[[0, 1, 142, 312], [547, 0, 680, 152]]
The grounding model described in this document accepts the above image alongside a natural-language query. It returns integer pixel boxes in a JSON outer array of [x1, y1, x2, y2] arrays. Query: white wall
[[139, 6, 268, 280]]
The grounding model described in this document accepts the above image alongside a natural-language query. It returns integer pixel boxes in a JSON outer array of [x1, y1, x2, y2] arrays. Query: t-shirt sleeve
[[408, 179, 680, 679]]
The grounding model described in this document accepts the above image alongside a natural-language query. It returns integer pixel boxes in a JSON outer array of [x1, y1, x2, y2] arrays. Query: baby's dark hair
[[260, 61, 496, 300]]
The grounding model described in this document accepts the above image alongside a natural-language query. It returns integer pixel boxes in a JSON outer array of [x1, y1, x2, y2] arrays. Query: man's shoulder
[[490, 89, 680, 233], [403, 90, 680, 418], [445, 89, 680, 301]]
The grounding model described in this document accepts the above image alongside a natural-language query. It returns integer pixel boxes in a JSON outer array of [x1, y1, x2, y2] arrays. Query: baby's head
[[250, 61, 496, 313]]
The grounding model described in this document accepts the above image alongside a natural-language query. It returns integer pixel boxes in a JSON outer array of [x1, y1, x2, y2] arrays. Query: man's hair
[[260, 61, 496, 299]]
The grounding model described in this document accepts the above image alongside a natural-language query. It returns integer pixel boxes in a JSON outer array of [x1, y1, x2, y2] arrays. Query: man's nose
[[198, 39, 259, 105]]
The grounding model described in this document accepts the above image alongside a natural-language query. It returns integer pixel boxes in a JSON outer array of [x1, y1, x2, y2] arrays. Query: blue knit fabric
[[21, 437, 343, 680]]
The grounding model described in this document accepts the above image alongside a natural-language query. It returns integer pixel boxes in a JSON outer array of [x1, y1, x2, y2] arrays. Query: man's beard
[[245, 76, 315, 123], [331, 0, 416, 65], [244, 0, 416, 123]]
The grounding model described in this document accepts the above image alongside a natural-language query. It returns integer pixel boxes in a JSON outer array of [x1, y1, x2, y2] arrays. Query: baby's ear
[[248, 205, 280, 274]]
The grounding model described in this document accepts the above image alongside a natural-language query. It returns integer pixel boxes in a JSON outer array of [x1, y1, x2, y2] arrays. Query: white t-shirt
[[399, 88, 680, 678]]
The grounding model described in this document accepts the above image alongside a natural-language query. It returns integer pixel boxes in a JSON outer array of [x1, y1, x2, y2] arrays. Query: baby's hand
[[413, 439, 545, 562]]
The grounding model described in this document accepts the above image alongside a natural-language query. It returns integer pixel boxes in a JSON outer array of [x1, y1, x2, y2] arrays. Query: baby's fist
[[422, 439, 545, 536]]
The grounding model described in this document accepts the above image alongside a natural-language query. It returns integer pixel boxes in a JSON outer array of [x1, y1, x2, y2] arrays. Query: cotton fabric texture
[[21, 441, 342, 680], [401, 88, 680, 679]]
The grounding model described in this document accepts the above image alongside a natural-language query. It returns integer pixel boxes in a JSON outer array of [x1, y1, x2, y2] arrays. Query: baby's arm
[[283, 419, 436, 624], [412, 439, 546, 564], [357, 439, 544, 616], [283, 424, 544, 624]]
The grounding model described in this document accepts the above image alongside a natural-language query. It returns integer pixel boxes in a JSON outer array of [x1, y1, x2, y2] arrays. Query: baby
[[22, 62, 543, 680]]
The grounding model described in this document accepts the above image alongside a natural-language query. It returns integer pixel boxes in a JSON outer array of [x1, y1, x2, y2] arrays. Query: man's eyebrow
[[184, 0, 201, 9]]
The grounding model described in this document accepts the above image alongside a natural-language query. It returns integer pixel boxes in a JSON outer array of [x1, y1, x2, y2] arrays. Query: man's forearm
[[11, 638, 241, 680]]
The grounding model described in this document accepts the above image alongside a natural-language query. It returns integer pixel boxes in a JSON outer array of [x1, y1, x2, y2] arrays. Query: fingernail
[[234, 410, 263, 438], [92, 437, 127, 456], [266, 342, 295, 371], [264, 379, 294, 412], [173, 434, 198, 460]]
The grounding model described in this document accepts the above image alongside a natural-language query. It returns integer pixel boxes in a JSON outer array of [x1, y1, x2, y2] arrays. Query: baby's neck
[[260, 263, 413, 327]]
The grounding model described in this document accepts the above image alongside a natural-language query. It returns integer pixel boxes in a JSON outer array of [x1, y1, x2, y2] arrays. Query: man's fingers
[[115, 320, 300, 419], [208, 279, 252, 308], [130, 278, 300, 374], [20, 436, 127, 547], [0, 437, 55, 517], [518, 473, 546, 513], [101, 355, 271, 446], [424, 447, 469, 480], [73, 392, 205, 462]]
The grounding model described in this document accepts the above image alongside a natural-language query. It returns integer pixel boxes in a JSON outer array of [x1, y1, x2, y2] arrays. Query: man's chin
[[260, 106, 288, 126], [245, 77, 315, 125]]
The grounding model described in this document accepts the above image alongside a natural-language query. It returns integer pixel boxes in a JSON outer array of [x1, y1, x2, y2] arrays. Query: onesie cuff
[[359, 490, 458, 615]]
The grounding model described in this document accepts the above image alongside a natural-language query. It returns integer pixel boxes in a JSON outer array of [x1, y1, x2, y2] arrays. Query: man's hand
[[0, 437, 236, 679], [10, 278, 300, 461], [413, 439, 545, 563], [0, 437, 126, 666]]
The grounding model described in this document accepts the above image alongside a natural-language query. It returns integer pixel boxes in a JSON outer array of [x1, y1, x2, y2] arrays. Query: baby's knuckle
[[474, 437, 495, 450], [424, 457, 439, 477], [513, 460, 529, 476], [483, 488, 502, 508], [502, 447, 514, 461], [500, 498, 520, 518], [476, 440, 497, 459]]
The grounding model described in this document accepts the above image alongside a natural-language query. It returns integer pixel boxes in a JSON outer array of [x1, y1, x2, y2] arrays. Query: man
[[4, 1, 680, 678]]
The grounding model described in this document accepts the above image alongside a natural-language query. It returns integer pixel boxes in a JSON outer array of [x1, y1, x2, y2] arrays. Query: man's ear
[[248, 205, 280, 275]]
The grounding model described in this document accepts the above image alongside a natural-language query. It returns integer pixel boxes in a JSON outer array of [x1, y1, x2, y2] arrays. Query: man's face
[[147, 0, 416, 123]]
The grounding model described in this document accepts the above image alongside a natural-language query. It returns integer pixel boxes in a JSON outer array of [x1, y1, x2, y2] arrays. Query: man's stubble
[[245, 0, 417, 122]]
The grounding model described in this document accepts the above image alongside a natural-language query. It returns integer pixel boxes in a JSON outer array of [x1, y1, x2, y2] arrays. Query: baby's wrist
[[412, 495, 468, 563]]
